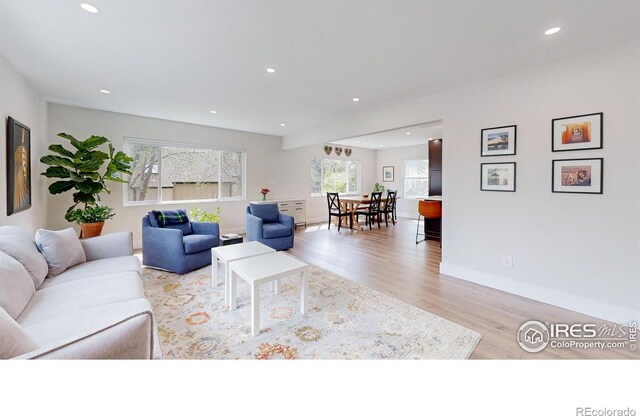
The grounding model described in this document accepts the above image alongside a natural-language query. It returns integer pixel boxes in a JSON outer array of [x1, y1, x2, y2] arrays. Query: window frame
[[310, 157, 361, 196], [122, 137, 246, 207], [403, 158, 429, 200]]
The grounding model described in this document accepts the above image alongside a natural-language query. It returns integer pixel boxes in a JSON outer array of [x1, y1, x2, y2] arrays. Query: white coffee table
[[211, 241, 275, 306], [229, 252, 309, 336]]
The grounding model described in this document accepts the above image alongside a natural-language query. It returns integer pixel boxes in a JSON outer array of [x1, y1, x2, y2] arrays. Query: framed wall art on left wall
[[6, 117, 32, 215]]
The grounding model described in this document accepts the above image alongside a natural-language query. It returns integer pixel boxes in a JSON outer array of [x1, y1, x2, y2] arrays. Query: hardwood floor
[[288, 218, 638, 359]]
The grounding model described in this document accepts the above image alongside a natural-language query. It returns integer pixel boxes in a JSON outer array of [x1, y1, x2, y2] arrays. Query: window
[[124, 138, 245, 205], [404, 159, 429, 198], [310, 158, 360, 195]]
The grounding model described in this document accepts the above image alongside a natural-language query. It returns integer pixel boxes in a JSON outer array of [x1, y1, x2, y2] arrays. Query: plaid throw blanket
[[152, 209, 189, 227]]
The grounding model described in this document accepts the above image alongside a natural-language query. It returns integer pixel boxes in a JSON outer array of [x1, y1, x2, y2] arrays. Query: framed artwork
[[481, 125, 516, 156], [382, 166, 394, 182], [552, 158, 603, 194], [480, 162, 516, 192], [552, 112, 603, 152], [6, 117, 32, 215]]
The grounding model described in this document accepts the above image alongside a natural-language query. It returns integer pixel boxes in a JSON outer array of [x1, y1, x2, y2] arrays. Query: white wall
[[46, 104, 377, 246], [278, 145, 377, 224], [375, 144, 428, 218], [283, 39, 640, 323], [46, 104, 283, 245], [0, 53, 48, 232]]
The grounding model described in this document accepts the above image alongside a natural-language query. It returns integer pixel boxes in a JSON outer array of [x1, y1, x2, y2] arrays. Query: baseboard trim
[[439, 263, 639, 325]]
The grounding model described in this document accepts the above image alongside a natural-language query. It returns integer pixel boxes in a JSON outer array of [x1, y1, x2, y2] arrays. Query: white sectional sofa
[[0, 226, 162, 359]]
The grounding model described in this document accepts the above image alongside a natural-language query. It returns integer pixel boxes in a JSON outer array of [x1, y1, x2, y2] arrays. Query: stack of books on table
[[222, 233, 240, 239]]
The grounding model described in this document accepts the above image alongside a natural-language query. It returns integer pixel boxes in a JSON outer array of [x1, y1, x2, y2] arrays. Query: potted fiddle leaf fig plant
[[40, 133, 133, 238]]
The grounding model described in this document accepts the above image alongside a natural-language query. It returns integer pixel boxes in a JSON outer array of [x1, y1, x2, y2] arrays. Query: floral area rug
[[141, 261, 482, 359]]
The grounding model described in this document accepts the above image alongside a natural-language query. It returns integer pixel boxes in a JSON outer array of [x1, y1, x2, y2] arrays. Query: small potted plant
[[188, 207, 221, 223], [66, 205, 115, 238], [373, 182, 385, 193], [260, 188, 270, 201]]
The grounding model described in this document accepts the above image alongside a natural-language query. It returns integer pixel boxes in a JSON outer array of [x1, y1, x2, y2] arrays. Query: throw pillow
[[151, 209, 193, 235], [0, 251, 36, 319], [147, 211, 160, 228], [151, 209, 189, 227], [0, 226, 48, 289], [35, 228, 87, 278], [249, 203, 280, 223], [0, 306, 38, 359]]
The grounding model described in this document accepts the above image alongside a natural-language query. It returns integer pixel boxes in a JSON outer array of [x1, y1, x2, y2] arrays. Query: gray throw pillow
[[35, 228, 87, 278], [0, 226, 49, 289], [0, 251, 36, 319], [0, 306, 38, 359]]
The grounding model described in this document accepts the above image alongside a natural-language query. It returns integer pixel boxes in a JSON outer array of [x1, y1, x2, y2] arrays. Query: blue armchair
[[142, 210, 220, 274], [246, 203, 294, 251]]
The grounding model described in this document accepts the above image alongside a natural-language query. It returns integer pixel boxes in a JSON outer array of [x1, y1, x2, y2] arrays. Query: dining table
[[338, 195, 394, 230]]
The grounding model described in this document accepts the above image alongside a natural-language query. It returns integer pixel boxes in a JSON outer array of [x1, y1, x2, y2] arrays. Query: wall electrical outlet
[[502, 256, 513, 268]]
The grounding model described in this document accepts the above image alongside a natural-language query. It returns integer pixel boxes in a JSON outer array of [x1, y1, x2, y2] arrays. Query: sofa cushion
[[0, 307, 38, 359], [39, 256, 141, 289], [164, 222, 193, 236], [0, 226, 48, 289], [0, 251, 36, 319], [16, 272, 144, 327], [20, 299, 155, 360], [262, 223, 293, 239], [147, 212, 160, 227], [183, 234, 217, 254], [35, 228, 86, 277], [249, 203, 279, 223]]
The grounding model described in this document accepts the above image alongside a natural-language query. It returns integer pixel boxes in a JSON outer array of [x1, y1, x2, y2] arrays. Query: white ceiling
[[1, 1, 639, 139], [332, 122, 442, 150]]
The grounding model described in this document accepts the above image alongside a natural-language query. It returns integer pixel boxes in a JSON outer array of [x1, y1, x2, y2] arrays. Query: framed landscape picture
[[552, 112, 602, 152], [552, 158, 603, 194], [383, 165, 394, 182], [481, 125, 516, 156], [6, 117, 32, 215], [481, 162, 516, 192]]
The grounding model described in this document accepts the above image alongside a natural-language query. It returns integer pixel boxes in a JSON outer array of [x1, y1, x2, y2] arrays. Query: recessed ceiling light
[[352, 97, 360, 102], [356, 141, 360, 143], [280, 123, 286, 127], [406, 132, 411, 135], [545, 27, 561, 35], [99, 89, 110, 94], [80, 3, 99, 13], [209, 110, 217, 114], [379, 144, 384, 147], [266, 68, 276, 73]]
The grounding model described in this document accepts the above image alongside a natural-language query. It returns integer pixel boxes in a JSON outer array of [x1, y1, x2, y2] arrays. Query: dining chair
[[416, 200, 442, 244], [380, 190, 397, 226], [354, 192, 382, 230], [387, 189, 398, 221], [326, 192, 352, 231]]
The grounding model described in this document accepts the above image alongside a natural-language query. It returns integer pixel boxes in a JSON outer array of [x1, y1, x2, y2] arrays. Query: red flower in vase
[[260, 188, 270, 200]]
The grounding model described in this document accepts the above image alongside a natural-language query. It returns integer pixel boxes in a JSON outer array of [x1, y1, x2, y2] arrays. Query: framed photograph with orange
[[552, 112, 602, 152]]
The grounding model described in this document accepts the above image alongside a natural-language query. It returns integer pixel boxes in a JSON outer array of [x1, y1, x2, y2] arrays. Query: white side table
[[211, 241, 275, 306], [229, 252, 309, 336]]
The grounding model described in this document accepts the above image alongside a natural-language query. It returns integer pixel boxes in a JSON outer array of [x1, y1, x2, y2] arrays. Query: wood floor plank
[[289, 219, 638, 359]]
